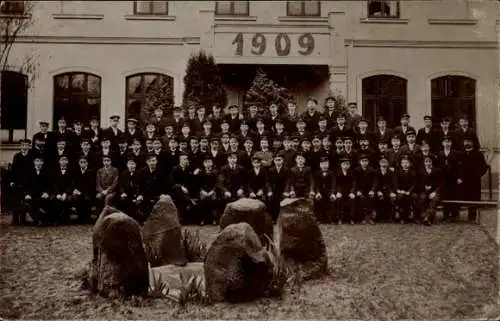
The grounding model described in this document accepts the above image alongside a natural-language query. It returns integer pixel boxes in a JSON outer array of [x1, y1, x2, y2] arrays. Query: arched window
[[431, 75, 476, 130], [1, 70, 28, 143], [362, 74, 407, 129], [53, 72, 101, 126], [126, 73, 174, 125]]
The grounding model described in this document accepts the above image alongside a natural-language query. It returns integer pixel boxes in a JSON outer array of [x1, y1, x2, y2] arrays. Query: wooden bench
[[437, 200, 498, 223]]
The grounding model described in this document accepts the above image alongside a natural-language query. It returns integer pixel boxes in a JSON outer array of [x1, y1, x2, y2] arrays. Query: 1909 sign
[[231, 32, 315, 57]]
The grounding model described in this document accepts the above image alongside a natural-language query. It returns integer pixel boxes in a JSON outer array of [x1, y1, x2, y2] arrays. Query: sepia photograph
[[0, 0, 499, 320]]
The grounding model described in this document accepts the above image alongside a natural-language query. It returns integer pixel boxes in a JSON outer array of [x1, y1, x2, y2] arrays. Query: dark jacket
[[374, 169, 395, 194], [314, 169, 335, 195], [218, 164, 246, 195], [286, 166, 314, 195], [73, 168, 95, 196], [267, 165, 289, 196], [23, 167, 52, 197], [246, 167, 268, 194], [53, 168, 74, 195], [333, 169, 355, 196], [416, 167, 444, 194], [119, 170, 141, 197], [354, 167, 377, 194], [393, 169, 416, 193]]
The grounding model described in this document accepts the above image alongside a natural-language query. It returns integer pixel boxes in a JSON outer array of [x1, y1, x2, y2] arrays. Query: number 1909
[[231, 32, 316, 57]]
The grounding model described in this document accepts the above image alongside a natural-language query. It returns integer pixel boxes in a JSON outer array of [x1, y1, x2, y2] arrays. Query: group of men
[[9, 96, 489, 227]]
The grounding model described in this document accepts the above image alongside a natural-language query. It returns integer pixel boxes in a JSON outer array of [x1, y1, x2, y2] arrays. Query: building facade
[[1, 1, 498, 156]]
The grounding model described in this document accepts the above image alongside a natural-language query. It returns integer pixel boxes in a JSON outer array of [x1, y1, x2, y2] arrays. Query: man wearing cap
[[118, 156, 141, 220], [285, 152, 315, 199], [323, 96, 337, 129], [127, 139, 146, 169], [225, 104, 242, 133], [96, 154, 119, 210], [294, 117, 308, 139], [168, 106, 185, 135], [208, 104, 223, 133], [53, 155, 74, 224], [315, 116, 330, 138], [436, 135, 461, 221], [72, 154, 95, 223], [102, 115, 123, 151], [434, 116, 455, 152], [332, 156, 356, 224], [267, 151, 289, 221], [374, 116, 394, 147], [416, 116, 436, 150], [454, 115, 480, 151], [209, 136, 226, 169], [219, 152, 246, 203], [237, 120, 253, 144], [373, 157, 396, 222], [301, 97, 321, 133], [32, 121, 51, 149], [48, 138, 70, 173], [124, 118, 143, 145], [77, 138, 99, 172], [10, 139, 33, 224], [354, 154, 377, 224], [198, 154, 219, 225], [254, 136, 274, 168], [357, 136, 377, 169], [83, 116, 102, 151], [393, 154, 417, 223], [238, 137, 255, 170], [313, 156, 335, 223], [70, 120, 85, 154], [354, 118, 375, 149], [330, 113, 354, 144], [138, 153, 164, 217], [143, 123, 158, 142], [346, 102, 362, 132], [21, 156, 52, 226], [192, 106, 207, 134], [170, 153, 197, 223], [415, 155, 444, 225], [149, 106, 167, 134], [413, 140, 436, 171], [283, 100, 299, 134], [458, 134, 488, 221], [394, 114, 416, 145], [341, 136, 359, 168], [246, 155, 268, 201], [387, 134, 403, 171], [198, 119, 214, 140], [265, 102, 281, 131], [161, 121, 176, 147], [46, 117, 73, 157], [400, 129, 421, 164]]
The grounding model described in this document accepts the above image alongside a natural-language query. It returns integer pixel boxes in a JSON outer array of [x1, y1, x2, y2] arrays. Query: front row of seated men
[[10, 131, 487, 227]]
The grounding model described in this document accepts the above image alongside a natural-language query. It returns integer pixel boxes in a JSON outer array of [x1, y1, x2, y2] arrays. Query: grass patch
[[0, 212, 497, 320]]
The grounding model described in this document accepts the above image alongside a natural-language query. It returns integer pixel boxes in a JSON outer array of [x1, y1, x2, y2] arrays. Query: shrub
[[244, 68, 292, 113], [181, 228, 207, 262]]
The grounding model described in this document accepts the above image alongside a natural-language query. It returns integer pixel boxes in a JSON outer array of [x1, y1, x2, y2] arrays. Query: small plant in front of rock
[[181, 228, 207, 262], [176, 271, 208, 307], [264, 234, 290, 299], [149, 271, 168, 299]]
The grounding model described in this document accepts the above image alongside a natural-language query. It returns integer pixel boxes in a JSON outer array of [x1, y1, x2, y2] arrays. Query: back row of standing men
[[10, 96, 487, 226]]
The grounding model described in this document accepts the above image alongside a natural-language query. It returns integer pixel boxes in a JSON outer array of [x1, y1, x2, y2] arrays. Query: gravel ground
[[0, 215, 497, 320]]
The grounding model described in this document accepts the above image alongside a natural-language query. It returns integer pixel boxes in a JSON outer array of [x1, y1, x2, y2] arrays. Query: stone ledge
[[214, 15, 257, 22], [427, 18, 478, 25], [360, 18, 409, 24], [52, 13, 104, 20], [124, 15, 176, 21]]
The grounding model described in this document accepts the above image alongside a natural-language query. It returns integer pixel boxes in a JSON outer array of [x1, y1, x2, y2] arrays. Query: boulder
[[149, 262, 205, 298], [142, 195, 187, 267], [219, 198, 274, 243], [90, 206, 149, 297], [204, 223, 272, 302], [278, 198, 328, 280]]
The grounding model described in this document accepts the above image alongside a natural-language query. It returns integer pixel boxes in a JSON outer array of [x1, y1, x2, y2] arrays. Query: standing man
[[416, 155, 443, 225], [346, 102, 362, 132], [393, 114, 416, 145], [10, 139, 33, 225], [32, 121, 51, 149], [454, 115, 480, 151], [416, 116, 436, 149], [266, 151, 289, 222], [301, 97, 321, 133], [313, 156, 335, 223], [102, 115, 122, 151], [95, 155, 119, 211], [437, 136, 462, 221]]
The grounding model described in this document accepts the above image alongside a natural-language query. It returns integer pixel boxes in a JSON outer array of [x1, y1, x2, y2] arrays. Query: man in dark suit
[[127, 139, 147, 170], [101, 115, 123, 151], [323, 96, 338, 130], [374, 116, 394, 147], [209, 137, 227, 169], [458, 135, 488, 221], [354, 118, 375, 149], [137, 154, 164, 219], [301, 97, 321, 133], [283, 100, 299, 134], [72, 155, 95, 223], [198, 155, 219, 225], [95, 155, 119, 210], [47, 117, 73, 156], [393, 155, 418, 223], [330, 113, 354, 143], [21, 156, 53, 226], [332, 156, 356, 224], [353, 154, 377, 223], [374, 157, 395, 222], [118, 157, 142, 222], [416, 115, 436, 150], [192, 106, 208, 134], [415, 155, 443, 225], [52, 155, 74, 224], [149, 106, 167, 135], [266, 151, 289, 221], [346, 102, 362, 132], [393, 114, 416, 145], [225, 104, 242, 133], [170, 153, 197, 223], [77, 138, 100, 172], [32, 121, 50, 150], [246, 155, 267, 201], [434, 117, 456, 152], [124, 118, 143, 145], [285, 152, 315, 199], [313, 156, 335, 223], [238, 137, 255, 170], [218, 152, 246, 203], [454, 115, 480, 151], [84, 116, 102, 151], [10, 139, 34, 225], [436, 136, 462, 221], [70, 120, 86, 155], [168, 106, 185, 135]]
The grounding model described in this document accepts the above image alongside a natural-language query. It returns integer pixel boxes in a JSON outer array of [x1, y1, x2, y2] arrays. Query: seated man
[[393, 155, 418, 223], [95, 155, 119, 211], [218, 152, 246, 204], [416, 155, 443, 225], [373, 158, 396, 222], [246, 155, 267, 201], [198, 155, 219, 225], [353, 154, 377, 224], [170, 152, 197, 223], [332, 157, 356, 224], [72, 155, 95, 223], [21, 156, 52, 226], [138, 153, 163, 219], [53, 155, 74, 224], [313, 156, 335, 223], [118, 157, 142, 222]]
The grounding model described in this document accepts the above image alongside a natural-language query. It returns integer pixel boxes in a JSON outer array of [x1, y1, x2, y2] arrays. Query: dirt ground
[[0, 215, 497, 320]]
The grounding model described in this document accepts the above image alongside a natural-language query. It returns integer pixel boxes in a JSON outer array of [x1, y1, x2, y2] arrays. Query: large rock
[[142, 195, 187, 267], [204, 222, 272, 302], [219, 198, 273, 243], [149, 262, 205, 298], [278, 198, 328, 280], [90, 206, 149, 297]]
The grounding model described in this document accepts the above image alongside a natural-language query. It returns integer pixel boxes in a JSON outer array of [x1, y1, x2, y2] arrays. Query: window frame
[[53, 72, 102, 127], [367, 0, 400, 19], [133, 1, 169, 16], [286, 1, 321, 17], [0, 70, 28, 143], [0, 0, 25, 15], [215, 1, 250, 16]]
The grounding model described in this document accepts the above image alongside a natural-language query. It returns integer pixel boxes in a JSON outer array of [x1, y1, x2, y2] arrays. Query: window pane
[[71, 74, 86, 91], [0, 1, 25, 14], [304, 1, 320, 16], [288, 1, 303, 15], [368, 0, 399, 18], [55, 75, 69, 90], [135, 1, 151, 14], [152, 1, 168, 14], [127, 75, 143, 95], [233, 1, 248, 15], [88, 75, 101, 96], [143, 74, 158, 93], [216, 1, 232, 14]]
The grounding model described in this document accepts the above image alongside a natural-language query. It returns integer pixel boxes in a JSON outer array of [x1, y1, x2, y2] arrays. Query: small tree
[[182, 50, 227, 110], [141, 75, 174, 122], [244, 69, 292, 113]]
